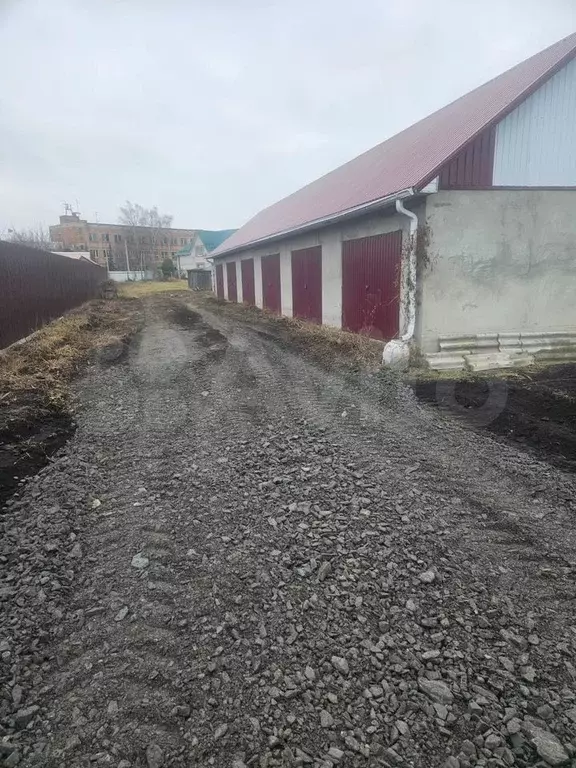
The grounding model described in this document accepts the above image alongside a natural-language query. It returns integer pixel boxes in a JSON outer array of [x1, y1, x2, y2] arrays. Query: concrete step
[[426, 331, 576, 372], [465, 352, 534, 372], [533, 346, 576, 363], [426, 353, 467, 371], [439, 337, 498, 353]]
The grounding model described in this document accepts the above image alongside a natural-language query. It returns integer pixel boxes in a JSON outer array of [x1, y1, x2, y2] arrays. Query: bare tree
[[6, 225, 54, 251], [118, 202, 173, 271]]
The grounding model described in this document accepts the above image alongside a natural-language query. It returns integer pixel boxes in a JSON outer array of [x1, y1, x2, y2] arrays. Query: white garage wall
[[235, 260, 243, 304]]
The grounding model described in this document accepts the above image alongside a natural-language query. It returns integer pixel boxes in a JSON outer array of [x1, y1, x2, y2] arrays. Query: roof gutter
[[211, 188, 416, 259]]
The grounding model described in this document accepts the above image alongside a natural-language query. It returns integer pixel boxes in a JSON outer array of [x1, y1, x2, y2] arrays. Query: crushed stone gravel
[[1, 296, 576, 767]]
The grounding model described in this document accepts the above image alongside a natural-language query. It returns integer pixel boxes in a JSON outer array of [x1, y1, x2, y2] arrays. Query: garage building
[[211, 33, 576, 370]]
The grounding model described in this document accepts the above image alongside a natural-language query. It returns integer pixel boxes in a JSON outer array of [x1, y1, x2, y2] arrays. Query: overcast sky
[[0, 0, 574, 233]]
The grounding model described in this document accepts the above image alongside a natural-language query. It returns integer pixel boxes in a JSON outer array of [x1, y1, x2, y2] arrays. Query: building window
[[163, 237, 168, 245], [171, 238, 177, 245], [90, 249, 98, 259], [114, 234, 122, 243], [102, 233, 110, 242], [89, 233, 95, 242]]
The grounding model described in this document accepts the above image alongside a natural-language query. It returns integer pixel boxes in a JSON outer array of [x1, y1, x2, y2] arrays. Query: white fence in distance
[[108, 270, 155, 283]]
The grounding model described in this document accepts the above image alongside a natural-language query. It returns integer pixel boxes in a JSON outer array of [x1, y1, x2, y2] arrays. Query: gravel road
[[2, 296, 576, 768]]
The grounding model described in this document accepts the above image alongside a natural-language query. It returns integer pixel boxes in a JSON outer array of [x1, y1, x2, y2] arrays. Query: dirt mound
[[413, 364, 576, 471], [0, 297, 143, 510], [0, 393, 74, 508]]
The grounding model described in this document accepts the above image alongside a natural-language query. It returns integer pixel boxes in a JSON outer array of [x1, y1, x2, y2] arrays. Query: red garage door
[[226, 262, 238, 302], [291, 246, 322, 324], [342, 231, 402, 340], [215, 263, 224, 299], [241, 258, 255, 305], [261, 254, 281, 313]]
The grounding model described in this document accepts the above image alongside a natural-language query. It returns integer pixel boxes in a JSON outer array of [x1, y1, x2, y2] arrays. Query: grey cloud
[[1, 0, 575, 231]]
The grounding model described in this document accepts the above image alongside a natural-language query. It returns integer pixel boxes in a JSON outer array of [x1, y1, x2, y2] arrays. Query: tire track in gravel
[[192, 304, 576, 637], [173, 303, 576, 765], [246, 319, 576, 554], [5, 297, 576, 768], [15, 302, 236, 767]]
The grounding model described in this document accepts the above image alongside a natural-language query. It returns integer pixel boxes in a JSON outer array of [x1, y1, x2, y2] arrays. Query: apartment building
[[49, 212, 197, 270]]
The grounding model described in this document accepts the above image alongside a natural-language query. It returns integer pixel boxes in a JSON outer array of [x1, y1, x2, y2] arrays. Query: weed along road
[[2, 294, 576, 768]]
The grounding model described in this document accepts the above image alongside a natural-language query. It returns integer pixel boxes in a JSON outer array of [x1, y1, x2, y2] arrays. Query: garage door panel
[[342, 231, 402, 340], [241, 259, 255, 305], [261, 254, 281, 313], [292, 246, 322, 324]]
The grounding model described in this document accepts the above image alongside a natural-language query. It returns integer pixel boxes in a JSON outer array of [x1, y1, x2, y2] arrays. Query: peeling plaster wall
[[420, 190, 576, 353]]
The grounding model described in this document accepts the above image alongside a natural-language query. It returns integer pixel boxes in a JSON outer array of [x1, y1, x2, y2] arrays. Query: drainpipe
[[395, 198, 418, 341], [382, 198, 419, 366]]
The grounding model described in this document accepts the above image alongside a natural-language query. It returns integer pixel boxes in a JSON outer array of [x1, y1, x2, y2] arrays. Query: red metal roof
[[213, 33, 576, 257]]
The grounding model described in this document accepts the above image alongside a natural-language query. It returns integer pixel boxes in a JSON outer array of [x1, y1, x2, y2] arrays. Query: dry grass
[[0, 299, 143, 406], [118, 280, 189, 298], [191, 294, 384, 371]]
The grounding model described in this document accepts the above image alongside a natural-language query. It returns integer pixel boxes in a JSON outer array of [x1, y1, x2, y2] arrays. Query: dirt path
[[2, 296, 576, 768]]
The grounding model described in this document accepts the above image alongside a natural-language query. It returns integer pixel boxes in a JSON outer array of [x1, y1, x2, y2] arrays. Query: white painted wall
[[213, 205, 420, 330], [189, 233, 208, 258], [235, 260, 243, 303], [280, 249, 293, 318], [108, 270, 154, 282], [178, 253, 210, 272], [222, 262, 228, 300], [493, 57, 576, 186], [254, 254, 263, 307], [420, 190, 576, 352]]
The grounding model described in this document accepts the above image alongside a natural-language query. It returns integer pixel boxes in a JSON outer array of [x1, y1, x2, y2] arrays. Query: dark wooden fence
[[0, 241, 107, 349]]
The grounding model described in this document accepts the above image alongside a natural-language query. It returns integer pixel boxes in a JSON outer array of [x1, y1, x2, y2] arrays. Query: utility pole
[[125, 239, 130, 275]]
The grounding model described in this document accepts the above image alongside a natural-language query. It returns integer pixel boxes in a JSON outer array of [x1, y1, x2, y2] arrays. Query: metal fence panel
[[187, 270, 212, 290], [0, 241, 107, 349]]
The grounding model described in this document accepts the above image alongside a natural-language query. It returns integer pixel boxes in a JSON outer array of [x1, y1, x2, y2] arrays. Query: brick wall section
[[50, 216, 196, 268]]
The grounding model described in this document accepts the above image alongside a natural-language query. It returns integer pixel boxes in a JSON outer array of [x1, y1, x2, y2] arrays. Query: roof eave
[[211, 187, 417, 259]]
